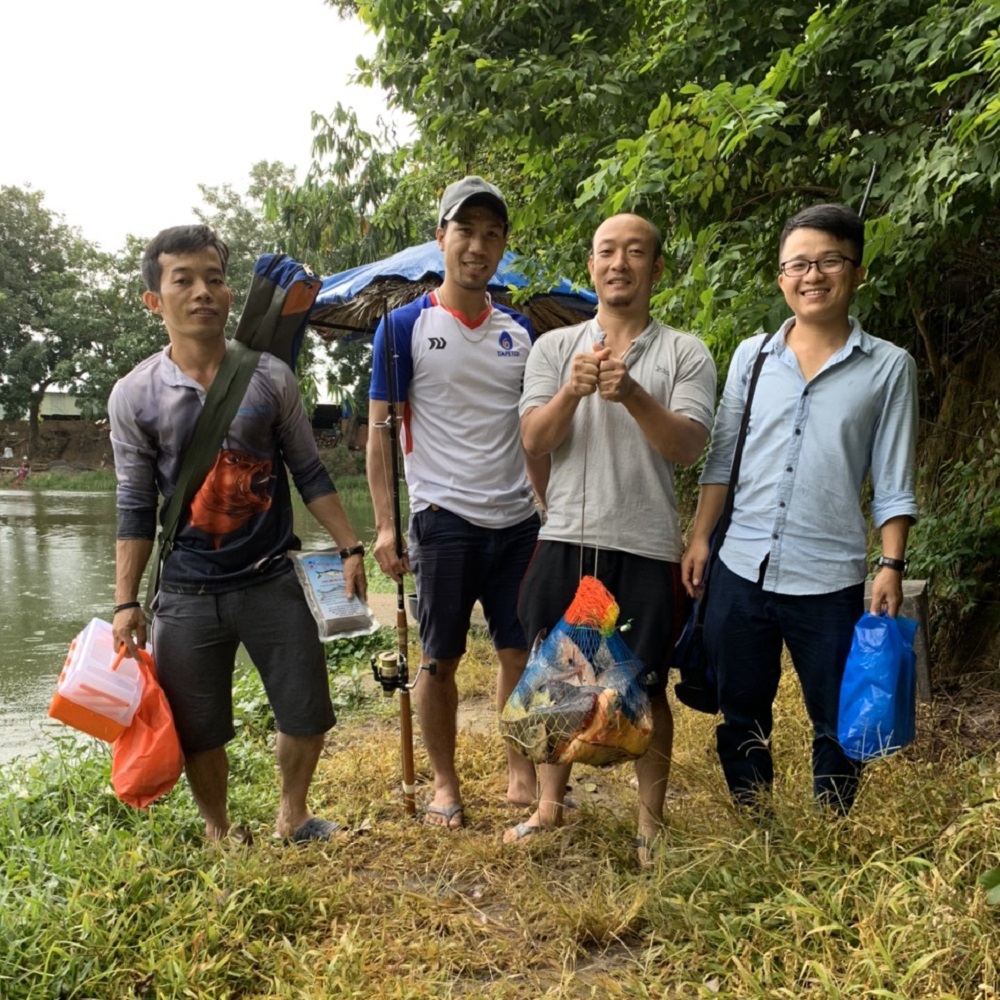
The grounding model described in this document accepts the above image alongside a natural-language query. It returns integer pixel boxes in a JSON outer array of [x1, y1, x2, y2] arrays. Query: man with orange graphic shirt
[[109, 225, 366, 845]]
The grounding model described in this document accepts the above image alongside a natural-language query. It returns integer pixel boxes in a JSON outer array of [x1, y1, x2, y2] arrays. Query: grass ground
[[4, 628, 1000, 999]]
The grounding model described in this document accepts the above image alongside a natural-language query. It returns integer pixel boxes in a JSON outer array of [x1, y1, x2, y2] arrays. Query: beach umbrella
[[308, 240, 597, 337]]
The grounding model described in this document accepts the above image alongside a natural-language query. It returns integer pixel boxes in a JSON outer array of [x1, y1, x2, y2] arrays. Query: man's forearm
[[620, 382, 709, 465], [520, 385, 582, 457], [689, 484, 729, 543], [878, 516, 911, 561], [525, 452, 550, 508], [366, 401, 398, 533], [115, 538, 154, 604]]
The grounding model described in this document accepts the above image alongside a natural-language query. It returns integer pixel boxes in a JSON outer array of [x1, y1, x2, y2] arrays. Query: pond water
[[0, 488, 376, 763]]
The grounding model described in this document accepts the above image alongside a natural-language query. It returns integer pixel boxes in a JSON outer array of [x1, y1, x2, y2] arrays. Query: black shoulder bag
[[673, 332, 776, 714]]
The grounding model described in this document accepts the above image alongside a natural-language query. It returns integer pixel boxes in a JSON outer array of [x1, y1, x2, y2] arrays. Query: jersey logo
[[427, 337, 447, 350], [496, 330, 521, 358]]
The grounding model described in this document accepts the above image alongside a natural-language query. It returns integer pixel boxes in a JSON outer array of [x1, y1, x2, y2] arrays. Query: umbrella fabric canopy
[[309, 241, 597, 337]]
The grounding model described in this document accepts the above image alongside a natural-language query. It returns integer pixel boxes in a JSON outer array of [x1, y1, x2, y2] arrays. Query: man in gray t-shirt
[[110, 225, 367, 845], [507, 213, 716, 864]]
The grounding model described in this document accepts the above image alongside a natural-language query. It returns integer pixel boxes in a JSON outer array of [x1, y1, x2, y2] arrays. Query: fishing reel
[[371, 649, 436, 696]]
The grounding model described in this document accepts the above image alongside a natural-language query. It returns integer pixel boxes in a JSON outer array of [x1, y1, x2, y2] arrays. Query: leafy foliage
[[4, 670, 1000, 998], [196, 160, 298, 322], [310, 0, 1000, 671], [0, 187, 102, 438], [320, 0, 1000, 366]]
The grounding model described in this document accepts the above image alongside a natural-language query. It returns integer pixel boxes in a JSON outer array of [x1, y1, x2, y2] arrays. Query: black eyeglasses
[[779, 254, 860, 277]]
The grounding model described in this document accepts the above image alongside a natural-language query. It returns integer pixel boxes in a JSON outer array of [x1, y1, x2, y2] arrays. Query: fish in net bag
[[501, 576, 653, 767]]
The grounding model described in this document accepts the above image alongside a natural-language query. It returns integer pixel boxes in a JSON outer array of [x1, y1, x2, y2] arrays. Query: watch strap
[[876, 555, 907, 572]]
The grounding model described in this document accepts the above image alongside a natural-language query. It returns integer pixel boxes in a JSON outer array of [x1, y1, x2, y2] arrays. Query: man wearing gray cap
[[367, 176, 546, 829]]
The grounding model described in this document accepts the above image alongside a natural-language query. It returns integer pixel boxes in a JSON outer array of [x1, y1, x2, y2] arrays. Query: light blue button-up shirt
[[700, 317, 918, 595]]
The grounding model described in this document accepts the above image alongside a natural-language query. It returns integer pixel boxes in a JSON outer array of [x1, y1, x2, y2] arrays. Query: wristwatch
[[875, 555, 907, 573], [339, 544, 365, 560]]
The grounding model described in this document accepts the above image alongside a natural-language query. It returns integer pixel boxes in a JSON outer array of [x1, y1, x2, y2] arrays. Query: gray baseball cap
[[438, 176, 509, 231]]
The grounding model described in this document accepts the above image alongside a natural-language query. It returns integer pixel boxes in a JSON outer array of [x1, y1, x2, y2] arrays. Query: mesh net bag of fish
[[500, 576, 654, 767]]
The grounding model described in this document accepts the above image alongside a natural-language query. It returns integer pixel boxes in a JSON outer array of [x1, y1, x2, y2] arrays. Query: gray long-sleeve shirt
[[109, 343, 335, 594]]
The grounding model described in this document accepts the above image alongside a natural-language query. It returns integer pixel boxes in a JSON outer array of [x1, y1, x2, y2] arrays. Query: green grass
[[4, 649, 1000, 998], [12, 469, 117, 491]]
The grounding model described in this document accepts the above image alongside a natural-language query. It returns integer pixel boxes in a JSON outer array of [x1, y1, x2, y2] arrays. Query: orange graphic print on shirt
[[188, 449, 273, 548]]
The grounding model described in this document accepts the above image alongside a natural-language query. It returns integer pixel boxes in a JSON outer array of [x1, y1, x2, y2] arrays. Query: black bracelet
[[113, 601, 142, 615], [338, 544, 365, 560]]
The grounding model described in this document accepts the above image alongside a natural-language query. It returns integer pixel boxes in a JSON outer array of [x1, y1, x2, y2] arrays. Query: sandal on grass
[[503, 821, 550, 845], [634, 835, 661, 869], [286, 817, 342, 844], [424, 802, 464, 830]]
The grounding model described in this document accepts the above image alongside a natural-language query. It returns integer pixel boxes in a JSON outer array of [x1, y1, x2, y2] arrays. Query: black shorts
[[517, 541, 684, 694], [151, 570, 335, 754], [408, 506, 540, 660]]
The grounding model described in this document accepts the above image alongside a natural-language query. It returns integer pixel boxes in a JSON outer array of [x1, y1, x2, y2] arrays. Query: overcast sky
[[0, 0, 389, 251]]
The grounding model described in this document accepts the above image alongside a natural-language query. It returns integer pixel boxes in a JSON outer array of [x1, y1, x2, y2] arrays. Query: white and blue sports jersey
[[370, 292, 537, 528]]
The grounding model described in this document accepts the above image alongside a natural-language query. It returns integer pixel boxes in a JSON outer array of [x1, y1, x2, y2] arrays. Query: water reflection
[[0, 487, 375, 763]]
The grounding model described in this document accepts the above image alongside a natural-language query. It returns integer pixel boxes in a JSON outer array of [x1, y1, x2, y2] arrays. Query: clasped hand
[[570, 343, 632, 402]]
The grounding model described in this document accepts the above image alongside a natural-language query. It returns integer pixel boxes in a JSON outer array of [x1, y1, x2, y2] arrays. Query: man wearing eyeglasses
[[681, 203, 918, 814]]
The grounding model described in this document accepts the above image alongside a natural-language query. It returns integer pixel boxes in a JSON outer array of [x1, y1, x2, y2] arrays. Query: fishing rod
[[859, 162, 878, 221], [369, 301, 432, 816]]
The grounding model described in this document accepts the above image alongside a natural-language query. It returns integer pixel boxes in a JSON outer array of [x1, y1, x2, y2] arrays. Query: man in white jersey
[[367, 177, 546, 829], [509, 213, 716, 863]]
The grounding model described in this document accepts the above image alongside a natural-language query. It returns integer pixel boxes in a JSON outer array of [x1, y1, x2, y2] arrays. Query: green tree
[[322, 0, 1000, 359], [68, 236, 164, 420], [271, 109, 440, 412], [316, 0, 1000, 668], [196, 160, 299, 323], [0, 186, 103, 446]]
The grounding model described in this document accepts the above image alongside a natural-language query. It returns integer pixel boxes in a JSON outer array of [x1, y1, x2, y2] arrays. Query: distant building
[[40, 390, 82, 420], [0, 390, 82, 421]]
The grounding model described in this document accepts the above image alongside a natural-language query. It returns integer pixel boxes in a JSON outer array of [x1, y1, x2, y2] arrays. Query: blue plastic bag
[[837, 612, 918, 762]]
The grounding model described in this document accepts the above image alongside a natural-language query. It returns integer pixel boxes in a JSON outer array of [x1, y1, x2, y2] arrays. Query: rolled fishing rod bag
[[233, 253, 322, 371]]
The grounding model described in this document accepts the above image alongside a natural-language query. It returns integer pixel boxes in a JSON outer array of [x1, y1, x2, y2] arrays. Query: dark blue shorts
[[408, 506, 540, 660], [517, 541, 684, 694], [151, 569, 335, 754]]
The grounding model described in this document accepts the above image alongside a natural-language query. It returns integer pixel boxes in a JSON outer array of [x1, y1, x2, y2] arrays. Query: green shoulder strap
[[144, 340, 262, 615]]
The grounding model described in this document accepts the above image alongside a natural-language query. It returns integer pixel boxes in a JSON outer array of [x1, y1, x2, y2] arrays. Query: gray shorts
[[151, 569, 335, 754]]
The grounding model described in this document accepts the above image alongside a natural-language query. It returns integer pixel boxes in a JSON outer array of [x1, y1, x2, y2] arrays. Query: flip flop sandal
[[503, 820, 562, 845], [634, 835, 661, 869], [423, 802, 464, 830], [287, 817, 342, 844]]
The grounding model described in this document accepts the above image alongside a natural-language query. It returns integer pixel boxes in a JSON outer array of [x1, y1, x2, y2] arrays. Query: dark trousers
[[704, 559, 864, 813]]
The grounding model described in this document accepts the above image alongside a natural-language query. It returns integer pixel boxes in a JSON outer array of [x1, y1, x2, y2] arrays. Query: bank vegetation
[[3, 628, 1000, 999]]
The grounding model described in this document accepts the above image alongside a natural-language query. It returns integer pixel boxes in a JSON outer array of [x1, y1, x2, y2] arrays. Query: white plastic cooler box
[[48, 618, 145, 742]]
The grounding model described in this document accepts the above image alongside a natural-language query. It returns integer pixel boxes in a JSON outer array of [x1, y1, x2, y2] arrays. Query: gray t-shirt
[[520, 319, 716, 562]]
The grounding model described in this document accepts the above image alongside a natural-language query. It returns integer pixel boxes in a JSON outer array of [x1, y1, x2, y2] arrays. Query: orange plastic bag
[[111, 650, 185, 809]]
